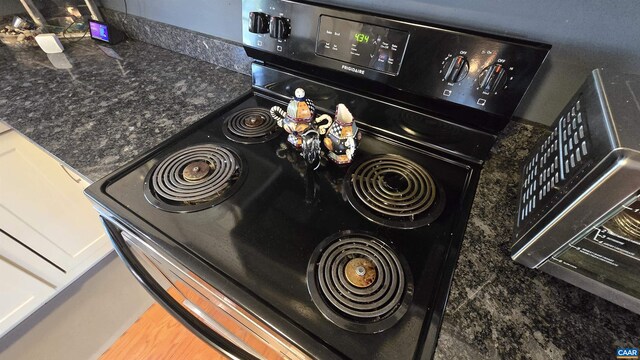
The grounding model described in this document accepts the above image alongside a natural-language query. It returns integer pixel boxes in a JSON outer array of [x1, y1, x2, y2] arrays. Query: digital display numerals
[[354, 33, 369, 43], [317, 16, 408, 74]]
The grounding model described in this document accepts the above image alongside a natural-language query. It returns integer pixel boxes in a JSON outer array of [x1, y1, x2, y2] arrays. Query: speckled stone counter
[[1, 38, 638, 359], [435, 122, 640, 359], [101, 8, 252, 76], [0, 39, 251, 181]]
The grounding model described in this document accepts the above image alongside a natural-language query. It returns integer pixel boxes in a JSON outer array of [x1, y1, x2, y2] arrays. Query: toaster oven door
[[542, 195, 640, 313], [100, 217, 312, 360]]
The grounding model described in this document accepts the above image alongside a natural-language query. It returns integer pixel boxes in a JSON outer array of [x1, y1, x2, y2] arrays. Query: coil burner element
[[144, 144, 243, 212], [307, 232, 413, 333], [223, 107, 281, 144], [606, 204, 640, 240], [344, 154, 445, 229]]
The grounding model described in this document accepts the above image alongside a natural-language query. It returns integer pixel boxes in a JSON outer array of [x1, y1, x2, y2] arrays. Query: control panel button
[[270, 16, 291, 40], [443, 55, 469, 83], [249, 12, 270, 34], [479, 63, 506, 93]]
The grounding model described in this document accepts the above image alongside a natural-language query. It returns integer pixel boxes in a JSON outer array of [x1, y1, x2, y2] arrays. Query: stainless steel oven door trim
[[182, 299, 263, 359], [99, 217, 257, 360], [101, 216, 312, 360], [119, 229, 310, 360], [122, 235, 265, 359]]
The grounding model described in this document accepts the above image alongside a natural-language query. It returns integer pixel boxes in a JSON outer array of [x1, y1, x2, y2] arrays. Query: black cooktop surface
[[103, 94, 478, 359]]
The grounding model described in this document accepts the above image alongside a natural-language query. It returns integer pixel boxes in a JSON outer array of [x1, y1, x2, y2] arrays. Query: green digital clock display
[[354, 33, 370, 43], [316, 15, 410, 75]]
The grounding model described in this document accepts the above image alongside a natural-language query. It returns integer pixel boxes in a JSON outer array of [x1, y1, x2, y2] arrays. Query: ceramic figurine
[[323, 103, 361, 165], [270, 88, 332, 149]]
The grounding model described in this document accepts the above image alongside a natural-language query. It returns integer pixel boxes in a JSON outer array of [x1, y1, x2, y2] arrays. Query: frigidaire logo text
[[341, 65, 365, 75]]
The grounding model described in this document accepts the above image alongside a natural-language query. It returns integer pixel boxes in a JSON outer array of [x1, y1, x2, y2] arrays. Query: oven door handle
[[182, 299, 263, 359], [100, 217, 260, 360]]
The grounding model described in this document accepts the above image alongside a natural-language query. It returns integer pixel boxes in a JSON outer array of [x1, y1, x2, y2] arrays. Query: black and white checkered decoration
[[305, 98, 315, 115], [330, 121, 343, 135]]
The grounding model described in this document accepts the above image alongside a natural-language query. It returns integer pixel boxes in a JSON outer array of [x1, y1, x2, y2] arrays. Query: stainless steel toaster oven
[[512, 69, 640, 314]]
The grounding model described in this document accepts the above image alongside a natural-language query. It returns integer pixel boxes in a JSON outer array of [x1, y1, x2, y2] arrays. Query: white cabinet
[[0, 126, 112, 337], [0, 230, 58, 328]]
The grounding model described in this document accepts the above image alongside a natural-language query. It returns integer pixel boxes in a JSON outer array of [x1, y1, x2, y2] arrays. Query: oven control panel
[[315, 15, 410, 75], [242, 0, 550, 127]]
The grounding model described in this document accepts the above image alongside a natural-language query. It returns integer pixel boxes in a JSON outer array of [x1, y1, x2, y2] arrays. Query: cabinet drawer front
[[0, 131, 106, 272], [0, 230, 59, 337]]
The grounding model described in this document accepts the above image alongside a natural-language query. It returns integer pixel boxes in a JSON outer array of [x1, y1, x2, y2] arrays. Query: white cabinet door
[[0, 131, 109, 275], [0, 230, 60, 337]]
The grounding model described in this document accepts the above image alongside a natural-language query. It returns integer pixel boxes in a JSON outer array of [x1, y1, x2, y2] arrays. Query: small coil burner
[[222, 107, 281, 144], [607, 207, 640, 240], [144, 144, 244, 212], [307, 232, 413, 333], [344, 154, 445, 229]]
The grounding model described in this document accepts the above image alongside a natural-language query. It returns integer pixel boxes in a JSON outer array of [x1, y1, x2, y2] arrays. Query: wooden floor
[[99, 302, 227, 360]]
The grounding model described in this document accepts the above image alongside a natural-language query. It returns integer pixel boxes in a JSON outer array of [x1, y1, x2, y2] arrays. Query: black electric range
[[85, 1, 550, 359]]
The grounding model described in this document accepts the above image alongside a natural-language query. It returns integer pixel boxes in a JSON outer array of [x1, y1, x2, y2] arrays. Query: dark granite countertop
[[0, 39, 251, 181], [1, 39, 637, 359], [436, 123, 640, 359]]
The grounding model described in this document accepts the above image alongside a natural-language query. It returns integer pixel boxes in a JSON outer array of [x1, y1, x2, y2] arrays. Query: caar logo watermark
[[617, 348, 639, 360]]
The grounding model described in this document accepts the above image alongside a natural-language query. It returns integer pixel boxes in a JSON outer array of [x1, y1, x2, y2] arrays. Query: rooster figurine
[[323, 104, 361, 165]]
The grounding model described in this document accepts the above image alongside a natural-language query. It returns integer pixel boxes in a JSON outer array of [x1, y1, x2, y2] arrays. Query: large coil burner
[[144, 144, 244, 212], [344, 154, 445, 229], [222, 107, 281, 144], [307, 232, 413, 333]]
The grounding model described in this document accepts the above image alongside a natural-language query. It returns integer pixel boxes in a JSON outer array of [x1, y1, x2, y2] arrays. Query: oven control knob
[[249, 12, 270, 34], [269, 16, 291, 40], [479, 63, 507, 93], [443, 55, 469, 83]]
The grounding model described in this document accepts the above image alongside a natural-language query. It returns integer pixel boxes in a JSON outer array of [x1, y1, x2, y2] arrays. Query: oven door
[[542, 194, 640, 314], [100, 217, 311, 360]]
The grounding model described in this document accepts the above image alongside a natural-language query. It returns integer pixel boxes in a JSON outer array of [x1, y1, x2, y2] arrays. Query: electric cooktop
[[85, 0, 550, 358]]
